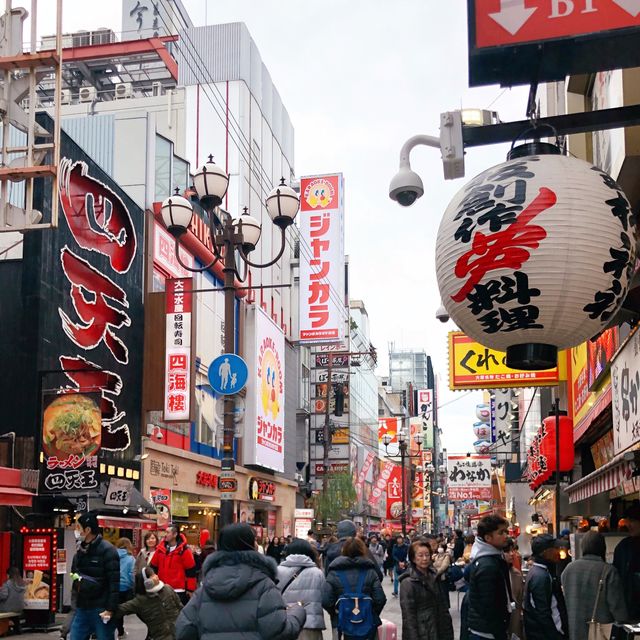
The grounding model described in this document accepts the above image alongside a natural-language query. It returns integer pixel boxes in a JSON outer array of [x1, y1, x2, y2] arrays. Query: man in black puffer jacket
[[70, 511, 120, 640], [467, 515, 512, 640], [176, 523, 306, 640]]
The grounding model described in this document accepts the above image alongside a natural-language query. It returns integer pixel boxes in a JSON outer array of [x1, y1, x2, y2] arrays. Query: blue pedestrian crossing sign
[[208, 353, 248, 395]]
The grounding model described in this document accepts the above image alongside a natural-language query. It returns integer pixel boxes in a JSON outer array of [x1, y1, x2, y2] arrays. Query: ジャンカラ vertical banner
[[244, 305, 286, 472], [298, 174, 345, 343], [164, 278, 193, 422]]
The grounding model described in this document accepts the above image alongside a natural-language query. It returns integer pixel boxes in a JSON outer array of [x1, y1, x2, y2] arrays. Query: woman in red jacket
[[150, 525, 197, 605]]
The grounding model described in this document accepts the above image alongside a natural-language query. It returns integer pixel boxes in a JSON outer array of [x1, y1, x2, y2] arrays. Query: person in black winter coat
[[266, 536, 285, 564], [399, 540, 454, 640], [323, 536, 386, 640], [467, 515, 513, 640], [70, 512, 120, 640], [324, 520, 383, 581], [176, 524, 306, 640], [453, 530, 465, 561], [523, 534, 568, 640]]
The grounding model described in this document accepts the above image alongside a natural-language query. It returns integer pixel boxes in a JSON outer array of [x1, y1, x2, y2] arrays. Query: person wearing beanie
[[324, 520, 383, 581], [523, 534, 568, 640], [176, 523, 306, 640], [277, 539, 326, 640], [113, 567, 182, 640]]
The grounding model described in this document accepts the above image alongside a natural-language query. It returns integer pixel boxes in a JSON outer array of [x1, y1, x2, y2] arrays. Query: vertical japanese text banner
[[298, 174, 345, 343], [386, 464, 404, 521], [447, 455, 492, 501], [164, 278, 193, 422], [416, 389, 434, 449]]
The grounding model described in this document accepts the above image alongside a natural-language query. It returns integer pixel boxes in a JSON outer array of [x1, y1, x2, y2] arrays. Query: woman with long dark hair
[[399, 540, 454, 640], [266, 536, 284, 564]]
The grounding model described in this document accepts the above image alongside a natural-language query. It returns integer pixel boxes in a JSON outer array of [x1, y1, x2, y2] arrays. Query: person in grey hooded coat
[[175, 524, 306, 640], [276, 539, 326, 640]]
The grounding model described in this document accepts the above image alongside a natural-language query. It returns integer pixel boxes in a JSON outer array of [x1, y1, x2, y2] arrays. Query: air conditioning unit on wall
[[60, 89, 72, 104], [115, 82, 132, 99], [79, 86, 96, 102]]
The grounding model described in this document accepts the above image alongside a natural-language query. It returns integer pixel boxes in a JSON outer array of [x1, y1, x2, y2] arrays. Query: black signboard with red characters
[[22, 114, 144, 492]]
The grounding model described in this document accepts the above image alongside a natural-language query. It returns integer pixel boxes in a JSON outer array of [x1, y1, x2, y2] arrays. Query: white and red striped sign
[[355, 452, 375, 499]]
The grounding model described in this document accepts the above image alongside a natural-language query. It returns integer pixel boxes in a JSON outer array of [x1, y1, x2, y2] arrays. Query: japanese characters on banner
[[369, 461, 395, 506], [355, 451, 375, 499], [491, 389, 514, 456], [378, 417, 400, 443], [150, 488, 171, 527], [244, 306, 285, 472], [437, 157, 637, 363], [23, 532, 55, 610], [448, 455, 492, 501], [298, 174, 345, 343], [611, 328, 640, 454], [35, 150, 144, 494], [449, 332, 561, 390], [416, 389, 434, 449], [164, 278, 193, 422], [41, 392, 102, 492], [386, 464, 403, 520]]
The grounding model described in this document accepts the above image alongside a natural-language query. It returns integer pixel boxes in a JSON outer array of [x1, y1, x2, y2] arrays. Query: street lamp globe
[[382, 433, 392, 447], [397, 429, 407, 445], [193, 156, 230, 210], [426, 463, 435, 473], [233, 211, 262, 253], [266, 178, 300, 229], [439, 464, 447, 474], [161, 191, 194, 238], [413, 432, 424, 447]]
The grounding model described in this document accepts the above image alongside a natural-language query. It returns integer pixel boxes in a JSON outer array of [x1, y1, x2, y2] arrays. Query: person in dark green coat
[[113, 567, 182, 640]]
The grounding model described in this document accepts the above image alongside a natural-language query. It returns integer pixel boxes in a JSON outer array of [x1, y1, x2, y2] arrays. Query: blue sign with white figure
[[208, 353, 248, 395]]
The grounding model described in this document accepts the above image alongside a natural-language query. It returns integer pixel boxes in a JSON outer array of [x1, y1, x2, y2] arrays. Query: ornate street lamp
[[160, 156, 299, 529]]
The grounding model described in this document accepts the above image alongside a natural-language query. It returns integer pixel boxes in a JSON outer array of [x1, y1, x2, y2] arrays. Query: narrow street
[[15, 577, 464, 640]]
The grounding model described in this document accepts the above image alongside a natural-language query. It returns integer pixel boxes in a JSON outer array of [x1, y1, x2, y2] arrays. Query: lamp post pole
[[383, 427, 422, 539], [161, 159, 301, 533], [400, 440, 407, 537], [220, 220, 240, 527]]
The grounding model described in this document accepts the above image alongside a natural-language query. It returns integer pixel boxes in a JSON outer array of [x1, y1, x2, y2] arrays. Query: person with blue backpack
[[323, 536, 386, 640]]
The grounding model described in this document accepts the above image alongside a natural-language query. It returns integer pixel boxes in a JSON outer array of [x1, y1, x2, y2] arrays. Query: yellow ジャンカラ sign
[[449, 332, 565, 390]]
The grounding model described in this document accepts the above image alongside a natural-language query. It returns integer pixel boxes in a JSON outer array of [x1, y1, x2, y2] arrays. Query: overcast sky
[[40, 1, 529, 454]]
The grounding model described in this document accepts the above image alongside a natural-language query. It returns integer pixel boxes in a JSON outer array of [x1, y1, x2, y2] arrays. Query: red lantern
[[539, 415, 574, 475]]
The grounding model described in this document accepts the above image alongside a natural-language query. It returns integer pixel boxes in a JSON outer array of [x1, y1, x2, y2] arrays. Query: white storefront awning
[[565, 450, 637, 504]]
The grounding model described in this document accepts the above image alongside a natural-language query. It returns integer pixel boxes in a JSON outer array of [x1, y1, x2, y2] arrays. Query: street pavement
[[16, 576, 463, 640]]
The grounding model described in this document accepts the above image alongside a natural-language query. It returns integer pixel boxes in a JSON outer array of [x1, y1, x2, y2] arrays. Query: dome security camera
[[389, 166, 424, 207], [435, 305, 450, 323]]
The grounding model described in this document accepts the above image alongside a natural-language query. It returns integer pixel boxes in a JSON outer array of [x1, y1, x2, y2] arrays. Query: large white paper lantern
[[436, 145, 637, 370]]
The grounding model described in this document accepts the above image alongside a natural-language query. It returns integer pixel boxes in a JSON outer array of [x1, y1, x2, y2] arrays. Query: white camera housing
[[435, 305, 450, 323], [389, 166, 424, 207]]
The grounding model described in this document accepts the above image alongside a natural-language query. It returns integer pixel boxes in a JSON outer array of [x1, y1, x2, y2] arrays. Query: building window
[[173, 155, 189, 193], [155, 135, 172, 201]]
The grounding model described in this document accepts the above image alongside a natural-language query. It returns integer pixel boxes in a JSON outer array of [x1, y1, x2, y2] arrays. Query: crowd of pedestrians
[[56, 503, 640, 640]]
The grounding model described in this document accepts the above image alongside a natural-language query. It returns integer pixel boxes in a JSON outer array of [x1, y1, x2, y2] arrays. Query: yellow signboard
[[449, 332, 566, 390], [570, 342, 591, 425]]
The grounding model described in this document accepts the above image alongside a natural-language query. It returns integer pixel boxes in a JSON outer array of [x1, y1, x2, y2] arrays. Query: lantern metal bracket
[[462, 103, 640, 149]]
